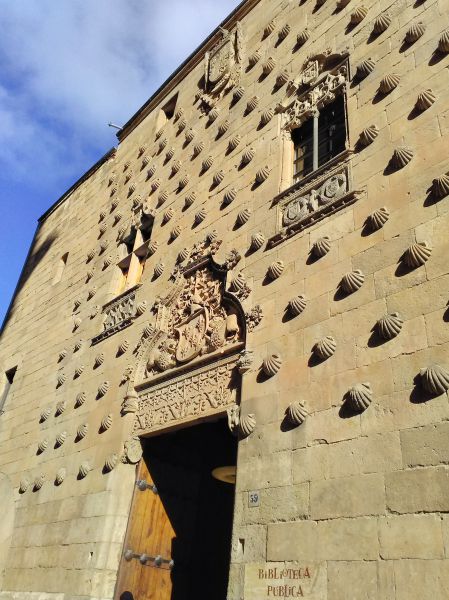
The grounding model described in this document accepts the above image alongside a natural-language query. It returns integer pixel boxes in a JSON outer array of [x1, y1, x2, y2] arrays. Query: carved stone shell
[[180, 174, 189, 190], [193, 142, 205, 156], [289, 295, 307, 316], [194, 209, 206, 224], [86, 269, 95, 281], [359, 124, 379, 146], [99, 222, 107, 235], [278, 24, 291, 40], [73, 317, 82, 330], [248, 50, 261, 67], [404, 241, 432, 268], [213, 170, 225, 186], [37, 438, 49, 453], [373, 13, 391, 34], [57, 372, 67, 387], [236, 208, 251, 227], [341, 269, 365, 294], [264, 20, 276, 37], [97, 381, 110, 397], [19, 477, 30, 493], [356, 58, 375, 79], [73, 298, 82, 311], [206, 230, 218, 243], [347, 382, 373, 411], [314, 336, 337, 360], [74, 365, 84, 378], [175, 107, 184, 121], [118, 339, 130, 355], [147, 164, 156, 178], [230, 273, 248, 294], [151, 179, 161, 192], [238, 413, 256, 438], [377, 312, 403, 340], [101, 413, 113, 431], [420, 364, 449, 395], [209, 108, 220, 122], [438, 31, 449, 53], [105, 453, 119, 472], [110, 186, 117, 197], [287, 401, 307, 426], [312, 236, 331, 258], [135, 301, 147, 316], [218, 120, 230, 136], [148, 240, 159, 255], [113, 211, 123, 224], [233, 86, 245, 101], [185, 192, 196, 208], [246, 96, 259, 113], [110, 197, 119, 209], [79, 462, 91, 478], [223, 188, 237, 205], [241, 148, 256, 165], [251, 232, 265, 251], [368, 207, 390, 231], [379, 73, 400, 94], [416, 89, 436, 111], [185, 128, 196, 143], [432, 173, 449, 199], [170, 226, 182, 240], [75, 392, 86, 408], [256, 167, 270, 184], [40, 406, 52, 422], [103, 256, 113, 269], [297, 29, 310, 46], [163, 208, 174, 224], [405, 21, 426, 43], [55, 468, 66, 485], [228, 135, 241, 151], [142, 155, 150, 167], [267, 260, 285, 280], [178, 247, 190, 262], [261, 108, 275, 126], [34, 473, 46, 491], [77, 423, 89, 439], [350, 6, 368, 24], [177, 117, 187, 132], [392, 146, 413, 169], [99, 240, 109, 253], [262, 354, 282, 377], [55, 400, 67, 416], [159, 137, 167, 151], [262, 57, 276, 75], [158, 190, 168, 206], [171, 160, 182, 175], [202, 156, 214, 171], [154, 263, 165, 278], [94, 354, 104, 368], [99, 211, 106, 222], [55, 431, 67, 447]]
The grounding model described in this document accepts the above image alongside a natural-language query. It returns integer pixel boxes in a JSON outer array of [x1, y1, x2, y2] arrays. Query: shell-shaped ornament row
[[105, 453, 119, 472], [262, 354, 282, 377], [347, 382, 373, 412], [376, 312, 403, 340], [287, 401, 307, 427]]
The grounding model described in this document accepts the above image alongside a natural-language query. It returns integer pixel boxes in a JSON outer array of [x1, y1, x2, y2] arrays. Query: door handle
[[124, 549, 174, 570]]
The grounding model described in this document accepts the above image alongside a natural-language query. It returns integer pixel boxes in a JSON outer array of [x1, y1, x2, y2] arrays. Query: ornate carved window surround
[[91, 284, 142, 345]]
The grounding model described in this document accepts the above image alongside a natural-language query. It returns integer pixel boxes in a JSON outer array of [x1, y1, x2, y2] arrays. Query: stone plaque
[[244, 562, 327, 599]]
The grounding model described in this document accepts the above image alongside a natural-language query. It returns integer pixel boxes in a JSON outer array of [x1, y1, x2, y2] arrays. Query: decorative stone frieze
[[262, 354, 282, 377], [287, 401, 307, 426], [420, 364, 449, 395], [313, 336, 337, 360], [92, 287, 140, 344], [404, 241, 432, 268], [288, 295, 307, 316], [377, 312, 403, 340], [346, 382, 373, 411]]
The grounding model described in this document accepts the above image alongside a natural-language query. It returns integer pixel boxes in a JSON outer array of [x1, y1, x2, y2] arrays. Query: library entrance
[[114, 419, 238, 600]]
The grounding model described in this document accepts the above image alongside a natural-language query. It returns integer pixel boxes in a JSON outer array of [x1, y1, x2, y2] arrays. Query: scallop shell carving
[[103, 256, 113, 269], [110, 186, 117, 197], [213, 170, 225, 186], [105, 453, 119, 472], [99, 222, 107, 236], [34, 473, 46, 491], [341, 269, 365, 294], [118, 339, 130, 355], [262, 354, 282, 377], [86, 269, 95, 281], [175, 107, 184, 121], [170, 226, 182, 240], [405, 22, 426, 43], [377, 312, 403, 340], [55, 400, 67, 416], [99, 240, 108, 253], [76, 423, 88, 439], [135, 301, 147, 317], [218, 120, 230, 136], [249, 50, 261, 67], [209, 108, 220, 122], [147, 164, 156, 178], [238, 413, 256, 438], [185, 192, 196, 207], [228, 135, 241, 151], [359, 124, 379, 146], [158, 190, 168, 206], [314, 336, 337, 360], [438, 31, 449, 53], [202, 156, 214, 171], [312, 236, 331, 258], [97, 381, 110, 397], [230, 273, 248, 294], [256, 167, 270, 184], [171, 160, 182, 175], [392, 146, 413, 169], [287, 401, 307, 426], [19, 477, 30, 493], [297, 29, 310, 46], [178, 248, 190, 262], [267, 260, 285, 280], [233, 86, 245, 101], [101, 413, 113, 431], [241, 148, 255, 165], [37, 438, 49, 453], [373, 13, 391, 34], [55, 468, 66, 485], [74, 365, 84, 378], [416, 89, 436, 111], [142, 155, 150, 167], [73, 317, 82, 330], [347, 382, 373, 411], [55, 431, 67, 447], [99, 211, 106, 222], [262, 57, 277, 75], [94, 354, 104, 368], [79, 462, 91, 478], [159, 138, 167, 151], [278, 24, 291, 40], [404, 241, 432, 268], [420, 364, 449, 395], [368, 207, 390, 231], [148, 240, 159, 255], [246, 96, 259, 113], [40, 406, 52, 422], [356, 58, 375, 79], [193, 142, 205, 156], [379, 73, 400, 94], [223, 188, 237, 205], [110, 197, 119, 209], [261, 109, 275, 125], [194, 209, 206, 225], [350, 6, 368, 24], [264, 20, 276, 37], [185, 128, 196, 143], [75, 392, 86, 408], [288, 295, 307, 316], [151, 179, 161, 192], [154, 263, 165, 278], [177, 117, 187, 132], [163, 208, 174, 223], [251, 232, 265, 251], [432, 173, 449, 199]]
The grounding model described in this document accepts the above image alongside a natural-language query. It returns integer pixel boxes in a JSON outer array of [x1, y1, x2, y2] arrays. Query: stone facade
[[1, 0, 449, 598]]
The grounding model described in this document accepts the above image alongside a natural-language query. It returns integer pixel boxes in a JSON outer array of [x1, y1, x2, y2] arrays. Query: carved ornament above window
[[92, 285, 141, 344]]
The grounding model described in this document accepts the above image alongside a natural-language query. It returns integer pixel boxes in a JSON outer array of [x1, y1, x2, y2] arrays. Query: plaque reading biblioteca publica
[[244, 563, 327, 599]]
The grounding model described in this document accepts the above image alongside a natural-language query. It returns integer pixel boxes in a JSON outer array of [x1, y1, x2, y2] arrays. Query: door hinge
[[124, 549, 174, 569], [136, 479, 158, 493]]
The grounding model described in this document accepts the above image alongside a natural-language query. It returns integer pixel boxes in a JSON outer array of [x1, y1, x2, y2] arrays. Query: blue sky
[[0, 0, 241, 325]]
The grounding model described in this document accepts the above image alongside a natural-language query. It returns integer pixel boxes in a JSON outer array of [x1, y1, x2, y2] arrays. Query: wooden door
[[114, 456, 175, 600]]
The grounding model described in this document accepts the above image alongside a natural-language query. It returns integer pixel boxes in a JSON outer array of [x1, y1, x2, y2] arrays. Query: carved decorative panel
[[92, 286, 140, 344]]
